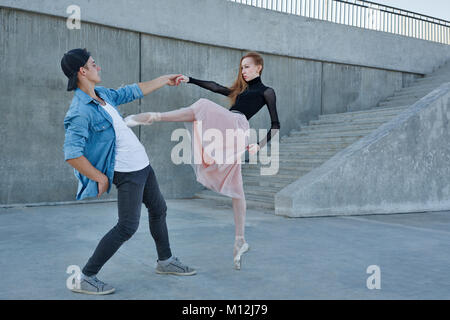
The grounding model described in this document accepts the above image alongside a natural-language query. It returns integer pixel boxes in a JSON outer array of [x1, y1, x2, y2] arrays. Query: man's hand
[[175, 75, 189, 85], [97, 174, 109, 198], [138, 74, 182, 95], [66, 156, 109, 198], [164, 74, 182, 86]]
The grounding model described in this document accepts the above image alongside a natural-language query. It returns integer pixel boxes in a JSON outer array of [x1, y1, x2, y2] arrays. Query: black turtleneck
[[188, 76, 280, 148]]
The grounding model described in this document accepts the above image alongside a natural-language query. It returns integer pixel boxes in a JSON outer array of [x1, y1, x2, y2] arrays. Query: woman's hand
[[175, 75, 189, 85], [247, 143, 260, 155]]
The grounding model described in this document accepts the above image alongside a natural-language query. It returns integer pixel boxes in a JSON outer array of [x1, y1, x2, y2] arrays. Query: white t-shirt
[[100, 101, 149, 172]]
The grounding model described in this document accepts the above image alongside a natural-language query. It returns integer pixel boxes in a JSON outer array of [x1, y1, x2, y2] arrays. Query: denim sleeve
[[63, 113, 90, 161], [106, 83, 144, 106]]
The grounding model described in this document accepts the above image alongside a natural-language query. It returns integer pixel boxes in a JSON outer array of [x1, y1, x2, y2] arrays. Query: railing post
[[313, 0, 316, 19], [421, 20, 424, 41], [396, 12, 399, 35], [391, 9, 394, 34], [414, 16, 417, 39], [446, 27, 450, 45]]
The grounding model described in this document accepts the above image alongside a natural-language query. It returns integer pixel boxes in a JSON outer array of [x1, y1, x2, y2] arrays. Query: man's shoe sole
[[155, 269, 197, 276]]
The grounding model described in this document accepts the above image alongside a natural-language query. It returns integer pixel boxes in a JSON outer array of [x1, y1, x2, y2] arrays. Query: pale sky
[[366, 0, 450, 22]]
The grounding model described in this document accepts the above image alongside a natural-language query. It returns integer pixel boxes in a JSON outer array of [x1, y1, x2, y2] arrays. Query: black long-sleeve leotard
[[188, 76, 280, 148]]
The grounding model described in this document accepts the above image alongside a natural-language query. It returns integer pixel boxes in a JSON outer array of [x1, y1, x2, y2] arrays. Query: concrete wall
[[0, 1, 449, 206], [275, 82, 450, 217], [2, 0, 450, 74]]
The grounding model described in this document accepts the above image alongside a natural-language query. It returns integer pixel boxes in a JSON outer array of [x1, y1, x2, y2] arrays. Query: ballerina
[[125, 52, 280, 270]]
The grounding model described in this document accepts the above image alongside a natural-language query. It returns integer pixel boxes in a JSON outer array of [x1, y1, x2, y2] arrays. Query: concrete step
[[259, 153, 336, 162], [276, 149, 343, 157], [309, 114, 398, 126], [194, 190, 274, 209], [275, 152, 339, 160], [246, 157, 327, 168], [384, 91, 437, 103], [243, 165, 318, 176], [379, 98, 419, 108], [242, 168, 309, 180], [285, 128, 375, 139], [286, 128, 375, 137], [277, 141, 351, 149], [244, 159, 325, 168], [379, 96, 419, 107], [245, 161, 321, 170], [389, 87, 436, 99], [399, 82, 447, 93], [318, 106, 408, 121], [291, 122, 382, 134], [274, 149, 340, 157], [243, 176, 297, 188], [276, 146, 345, 155], [275, 150, 339, 158], [244, 180, 287, 188], [414, 74, 450, 84], [275, 147, 346, 155], [283, 135, 364, 144], [243, 173, 299, 183], [244, 185, 281, 197], [428, 68, 450, 77]]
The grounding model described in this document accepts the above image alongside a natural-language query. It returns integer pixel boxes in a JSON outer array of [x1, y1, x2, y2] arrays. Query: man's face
[[79, 56, 101, 84]]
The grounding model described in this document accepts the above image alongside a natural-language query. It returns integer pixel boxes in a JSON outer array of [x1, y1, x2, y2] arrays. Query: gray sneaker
[[155, 256, 197, 276], [70, 274, 115, 295]]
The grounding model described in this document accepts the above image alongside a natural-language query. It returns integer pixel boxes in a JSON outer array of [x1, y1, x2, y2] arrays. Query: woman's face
[[241, 57, 261, 82]]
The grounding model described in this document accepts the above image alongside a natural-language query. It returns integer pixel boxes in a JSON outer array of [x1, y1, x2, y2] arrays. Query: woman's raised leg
[[124, 106, 195, 127]]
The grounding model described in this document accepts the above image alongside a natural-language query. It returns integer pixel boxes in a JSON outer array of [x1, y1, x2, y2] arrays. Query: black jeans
[[82, 164, 172, 276]]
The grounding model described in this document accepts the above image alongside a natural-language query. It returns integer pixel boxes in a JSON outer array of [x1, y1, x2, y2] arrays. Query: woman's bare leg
[[125, 106, 195, 126], [232, 196, 246, 238], [232, 196, 249, 270], [159, 106, 195, 122]]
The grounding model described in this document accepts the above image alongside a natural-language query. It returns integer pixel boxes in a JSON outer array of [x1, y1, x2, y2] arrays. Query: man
[[61, 48, 196, 295]]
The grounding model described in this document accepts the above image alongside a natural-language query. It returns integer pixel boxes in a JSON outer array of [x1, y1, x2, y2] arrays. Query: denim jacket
[[63, 83, 144, 200]]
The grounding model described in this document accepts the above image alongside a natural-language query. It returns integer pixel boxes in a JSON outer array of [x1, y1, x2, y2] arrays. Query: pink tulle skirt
[[183, 98, 250, 199]]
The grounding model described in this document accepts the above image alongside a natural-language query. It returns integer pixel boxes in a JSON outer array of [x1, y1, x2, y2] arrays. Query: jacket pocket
[[92, 120, 112, 132], [91, 120, 114, 142]]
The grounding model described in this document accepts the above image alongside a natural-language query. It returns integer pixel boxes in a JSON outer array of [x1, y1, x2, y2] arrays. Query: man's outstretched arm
[[106, 74, 181, 106], [138, 74, 181, 96]]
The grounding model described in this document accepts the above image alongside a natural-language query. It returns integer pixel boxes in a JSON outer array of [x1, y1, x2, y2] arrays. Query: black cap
[[61, 48, 91, 91]]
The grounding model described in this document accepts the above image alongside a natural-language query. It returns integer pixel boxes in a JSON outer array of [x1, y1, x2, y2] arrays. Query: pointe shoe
[[233, 237, 250, 270], [124, 112, 161, 127]]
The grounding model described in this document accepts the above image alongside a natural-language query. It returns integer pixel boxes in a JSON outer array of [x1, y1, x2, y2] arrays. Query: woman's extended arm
[[258, 87, 280, 149], [177, 75, 231, 96]]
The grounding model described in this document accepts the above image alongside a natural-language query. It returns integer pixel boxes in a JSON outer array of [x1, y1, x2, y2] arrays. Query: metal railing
[[227, 0, 450, 45]]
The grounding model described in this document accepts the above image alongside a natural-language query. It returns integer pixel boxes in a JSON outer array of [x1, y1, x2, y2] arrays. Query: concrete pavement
[[0, 198, 449, 299]]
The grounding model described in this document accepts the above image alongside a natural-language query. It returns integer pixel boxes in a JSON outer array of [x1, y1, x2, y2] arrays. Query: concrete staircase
[[194, 62, 450, 210]]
